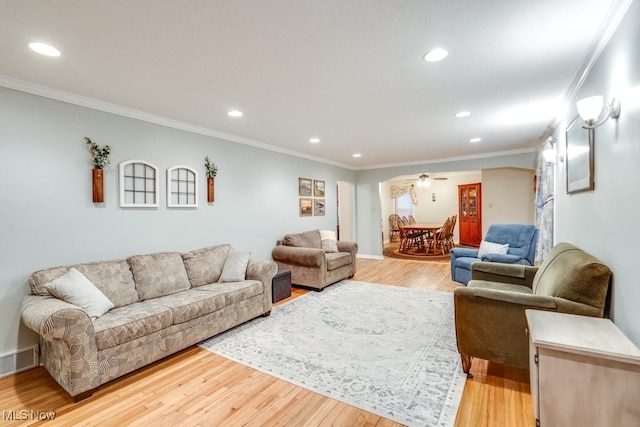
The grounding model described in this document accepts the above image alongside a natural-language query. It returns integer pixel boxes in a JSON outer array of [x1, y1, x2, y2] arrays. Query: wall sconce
[[542, 136, 557, 165], [576, 95, 621, 129]]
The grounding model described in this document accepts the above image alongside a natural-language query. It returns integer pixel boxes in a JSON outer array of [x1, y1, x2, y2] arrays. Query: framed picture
[[299, 198, 313, 216], [314, 180, 325, 197], [314, 198, 325, 216], [565, 116, 594, 194], [299, 178, 312, 196]]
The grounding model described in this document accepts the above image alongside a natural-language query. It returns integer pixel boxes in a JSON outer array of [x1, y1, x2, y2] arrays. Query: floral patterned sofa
[[20, 244, 277, 401]]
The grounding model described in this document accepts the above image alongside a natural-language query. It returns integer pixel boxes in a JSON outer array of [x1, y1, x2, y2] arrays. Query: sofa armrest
[[471, 262, 538, 287], [271, 246, 326, 268], [457, 286, 556, 308], [21, 294, 99, 397], [480, 253, 523, 264], [21, 295, 95, 341], [246, 258, 278, 310], [450, 247, 479, 258], [337, 240, 357, 256]]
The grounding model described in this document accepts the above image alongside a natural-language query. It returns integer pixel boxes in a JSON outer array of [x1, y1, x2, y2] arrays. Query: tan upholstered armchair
[[454, 242, 611, 374], [272, 229, 357, 291]]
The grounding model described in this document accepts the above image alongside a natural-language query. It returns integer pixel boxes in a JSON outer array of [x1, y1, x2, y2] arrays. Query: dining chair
[[388, 214, 401, 242], [434, 217, 452, 255], [447, 215, 457, 249], [398, 216, 424, 252]]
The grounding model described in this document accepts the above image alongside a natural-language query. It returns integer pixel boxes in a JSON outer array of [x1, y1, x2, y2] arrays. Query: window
[[167, 166, 197, 208], [119, 160, 159, 208], [395, 192, 413, 219]]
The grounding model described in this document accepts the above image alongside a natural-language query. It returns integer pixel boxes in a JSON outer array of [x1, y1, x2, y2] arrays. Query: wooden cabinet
[[526, 310, 640, 427], [458, 183, 482, 246]]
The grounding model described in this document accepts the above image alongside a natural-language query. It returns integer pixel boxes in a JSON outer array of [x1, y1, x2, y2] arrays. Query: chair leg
[[460, 354, 473, 378]]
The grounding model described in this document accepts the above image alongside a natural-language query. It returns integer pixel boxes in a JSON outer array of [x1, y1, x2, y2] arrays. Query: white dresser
[[526, 309, 640, 427]]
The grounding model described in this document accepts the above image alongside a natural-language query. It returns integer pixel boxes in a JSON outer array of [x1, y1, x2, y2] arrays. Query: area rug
[[383, 245, 451, 261], [199, 280, 466, 426]]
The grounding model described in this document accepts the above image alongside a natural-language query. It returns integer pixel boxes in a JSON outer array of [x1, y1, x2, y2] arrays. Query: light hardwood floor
[[0, 255, 534, 426]]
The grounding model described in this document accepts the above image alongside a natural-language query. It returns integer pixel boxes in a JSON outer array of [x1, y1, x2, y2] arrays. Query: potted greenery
[[85, 137, 111, 203], [204, 156, 218, 202]]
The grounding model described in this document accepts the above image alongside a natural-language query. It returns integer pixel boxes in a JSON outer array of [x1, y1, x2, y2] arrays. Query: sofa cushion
[[319, 229, 339, 253], [44, 268, 115, 319], [197, 280, 264, 306], [150, 289, 225, 324], [29, 260, 139, 308], [468, 280, 533, 294], [532, 243, 611, 309], [128, 252, 191, 301], [484, 224, 537, 260], [326, 252, 352, 271], [74, 261, 139, 307], [478, 240, 509, 258], [283, 230, 322, 249], [182, 244, 232, 287], [219, 251, 251, 282], [93, 302, 173, 351]]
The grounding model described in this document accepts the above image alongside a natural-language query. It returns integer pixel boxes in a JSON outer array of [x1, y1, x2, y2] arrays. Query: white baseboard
[[356, 254, 384, 260], [0, 345, 39, 378]]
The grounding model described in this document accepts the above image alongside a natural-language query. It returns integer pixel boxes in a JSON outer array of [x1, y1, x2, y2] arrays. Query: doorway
[[337, 181, 356, 241]]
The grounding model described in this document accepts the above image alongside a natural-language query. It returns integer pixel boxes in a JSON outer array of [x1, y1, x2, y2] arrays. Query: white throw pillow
[[44, 268, 115, 319], [319, 229, 339, 253], [219, 251, 251, 282], [477, 240, 509, 258]]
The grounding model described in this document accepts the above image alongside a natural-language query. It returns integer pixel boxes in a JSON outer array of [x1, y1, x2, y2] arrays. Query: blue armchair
[[450, 224, 538, 285]]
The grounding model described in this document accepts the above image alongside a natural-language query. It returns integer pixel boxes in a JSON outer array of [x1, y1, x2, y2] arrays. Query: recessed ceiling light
[[352, 153, 362, 158], [423, 48, 448, 62], [309, 138, 320, 143], [470, 138, 482, 143], [28, 42, 61, 57], [456, 111, 471, 118], [227, 110, 243, 117]]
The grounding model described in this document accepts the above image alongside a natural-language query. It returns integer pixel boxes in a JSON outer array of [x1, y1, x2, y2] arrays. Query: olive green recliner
[[454, 242, 612, 374]]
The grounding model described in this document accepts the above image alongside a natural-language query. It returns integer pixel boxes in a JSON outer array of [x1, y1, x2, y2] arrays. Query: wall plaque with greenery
[[85, 137, 111, 203], [204, 156, 218, 203]]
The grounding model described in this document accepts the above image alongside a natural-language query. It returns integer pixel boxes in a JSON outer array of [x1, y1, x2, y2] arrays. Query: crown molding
[[553, 0, 633, 132], [1, 74, 539, 173], [0, 75, 354, 170], [355, 147, 537, 171]]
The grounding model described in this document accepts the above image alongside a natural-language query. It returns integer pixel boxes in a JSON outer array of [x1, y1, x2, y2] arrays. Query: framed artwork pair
[[298, 177, 325, 216]]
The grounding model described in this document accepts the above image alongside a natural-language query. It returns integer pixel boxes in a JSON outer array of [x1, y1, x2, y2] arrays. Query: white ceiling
[[0, 0, 622, 169]]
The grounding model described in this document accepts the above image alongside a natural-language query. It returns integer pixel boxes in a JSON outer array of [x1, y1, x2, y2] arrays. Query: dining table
[[398, 223, 443, 255]]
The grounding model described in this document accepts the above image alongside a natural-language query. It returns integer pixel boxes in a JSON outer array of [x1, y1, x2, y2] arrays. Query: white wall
[[0, 87, 356, 354], [553, 1, 639, 345], [481, 168, 535, 235]]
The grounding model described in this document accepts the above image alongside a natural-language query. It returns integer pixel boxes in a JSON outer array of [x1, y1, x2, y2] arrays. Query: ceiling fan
[[418, 173, 447, 181], [410, 173, 448, 187]]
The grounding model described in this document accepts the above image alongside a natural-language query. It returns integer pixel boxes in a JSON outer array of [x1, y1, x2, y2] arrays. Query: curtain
[[391, 184, 418, 205], [534, 144, 555, 262], [391, 185, 418, 204]]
